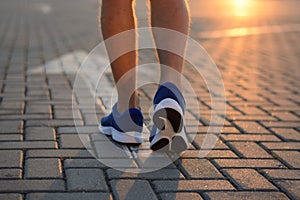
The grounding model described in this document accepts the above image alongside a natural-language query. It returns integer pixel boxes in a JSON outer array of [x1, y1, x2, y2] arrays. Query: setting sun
[[233, 0, 251, 16]]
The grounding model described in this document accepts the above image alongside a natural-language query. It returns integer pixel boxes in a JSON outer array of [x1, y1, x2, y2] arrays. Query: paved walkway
[[0, 0, 299, 199]]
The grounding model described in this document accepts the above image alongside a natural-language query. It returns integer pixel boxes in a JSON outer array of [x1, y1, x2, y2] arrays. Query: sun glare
[[233, 0, 251, 16]]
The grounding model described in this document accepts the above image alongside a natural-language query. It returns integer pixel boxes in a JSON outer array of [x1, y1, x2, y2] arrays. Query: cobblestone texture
[[0, 0, 299, 199]]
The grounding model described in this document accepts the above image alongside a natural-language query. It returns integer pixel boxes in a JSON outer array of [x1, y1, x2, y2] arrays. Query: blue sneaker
[[150, 82, 188, 153], [99, 104, 144, 144]]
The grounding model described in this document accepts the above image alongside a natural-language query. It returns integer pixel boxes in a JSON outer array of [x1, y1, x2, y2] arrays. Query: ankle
[[117, 92, 140, 114]]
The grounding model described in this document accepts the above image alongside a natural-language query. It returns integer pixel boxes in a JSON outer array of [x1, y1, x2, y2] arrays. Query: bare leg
[[150, 0, 190, 88], [101, 0, 139, 113]]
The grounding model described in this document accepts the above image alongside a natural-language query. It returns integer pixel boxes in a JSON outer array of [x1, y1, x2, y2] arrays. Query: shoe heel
[[153, 98, 184, 133]]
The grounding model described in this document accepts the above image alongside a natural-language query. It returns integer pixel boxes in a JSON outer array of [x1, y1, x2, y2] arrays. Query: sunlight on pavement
[[198, 23, 300, 39]]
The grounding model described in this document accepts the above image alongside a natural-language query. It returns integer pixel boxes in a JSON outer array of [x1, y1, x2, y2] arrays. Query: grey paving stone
[[0, 194, 22, 200], [133, 151, 175, 169], [25, 127, 55, 141], [180, 159, 223, 179], [25, 104, 51, 114], [25, 158, 62, 178], [54, 109, 82, 120], [64, 159, 105, 168], [275, 180, 300, 199], [228, 142, 272, 158], [214, 159, 285, 168], [57, 126, 99, 134], [26, 192, 112, 200], [0, 169, 21, 179], [25, 119, 83, 127], [0, 180, 65, 192], [0, 141, 57, 149], [203, 191, 289, 200], [0, 134, 22, 141], [0, 150, 22, 168], [273, 151, 300, 168], [110, 179, 158, 200], [59, 134, 91, 149], [159, 192, 203, 200], [0, 114, 51, 120], [153, 180, 235, 192], [94, 141, 131, 158], [66, 169, 108, 191], [262, 169, 300, 180], [0, 120, 23, 133], [107, 168, 183, 179], [26, 150, 93, 158], [223, 169, 276, 190]]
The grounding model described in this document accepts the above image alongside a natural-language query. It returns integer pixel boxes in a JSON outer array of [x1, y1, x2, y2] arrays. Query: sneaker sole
[[151, 98, 188, 153], [98, 124, 143, 144]]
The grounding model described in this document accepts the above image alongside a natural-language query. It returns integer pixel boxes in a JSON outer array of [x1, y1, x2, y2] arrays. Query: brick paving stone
[[0, 180, 65, 192], [228, 142, 272, 158], [223, 169, 276, 190], [0, 141, 57, 149], [110, 179, 157, 200], [107, 168, 183, 179], [203, 191, 289, 200], [0, 150, 22, 168], [272, 151, 300, 168], [180, 159, 223, 179], [274, 180, 300, 199], [25, 127, 55, 141], [0, 169, 21, 179], [238, 106, 267, 115], [233, 121, 270, 134], [181, 149, 238, 158], [153, 180, 235, 192], [262, 121, 300, 128], [66, 169, 108, 191], [262, 142, 300, 150], [271, 128, 300, 141], [0, 120, 23, 133], [190, 134, 229, 149], [0, 194, 22, 200], [221, 134, 280, 142], [227, 114, 277, 121], [271, 111, 299, 121], [159, 192, 203, 200], [26, 150, 94, 158], [262, 169, 300, 180], [214, 159, 285, 168], [25, 158, 62, 178], [27, 193, 112, 200]]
